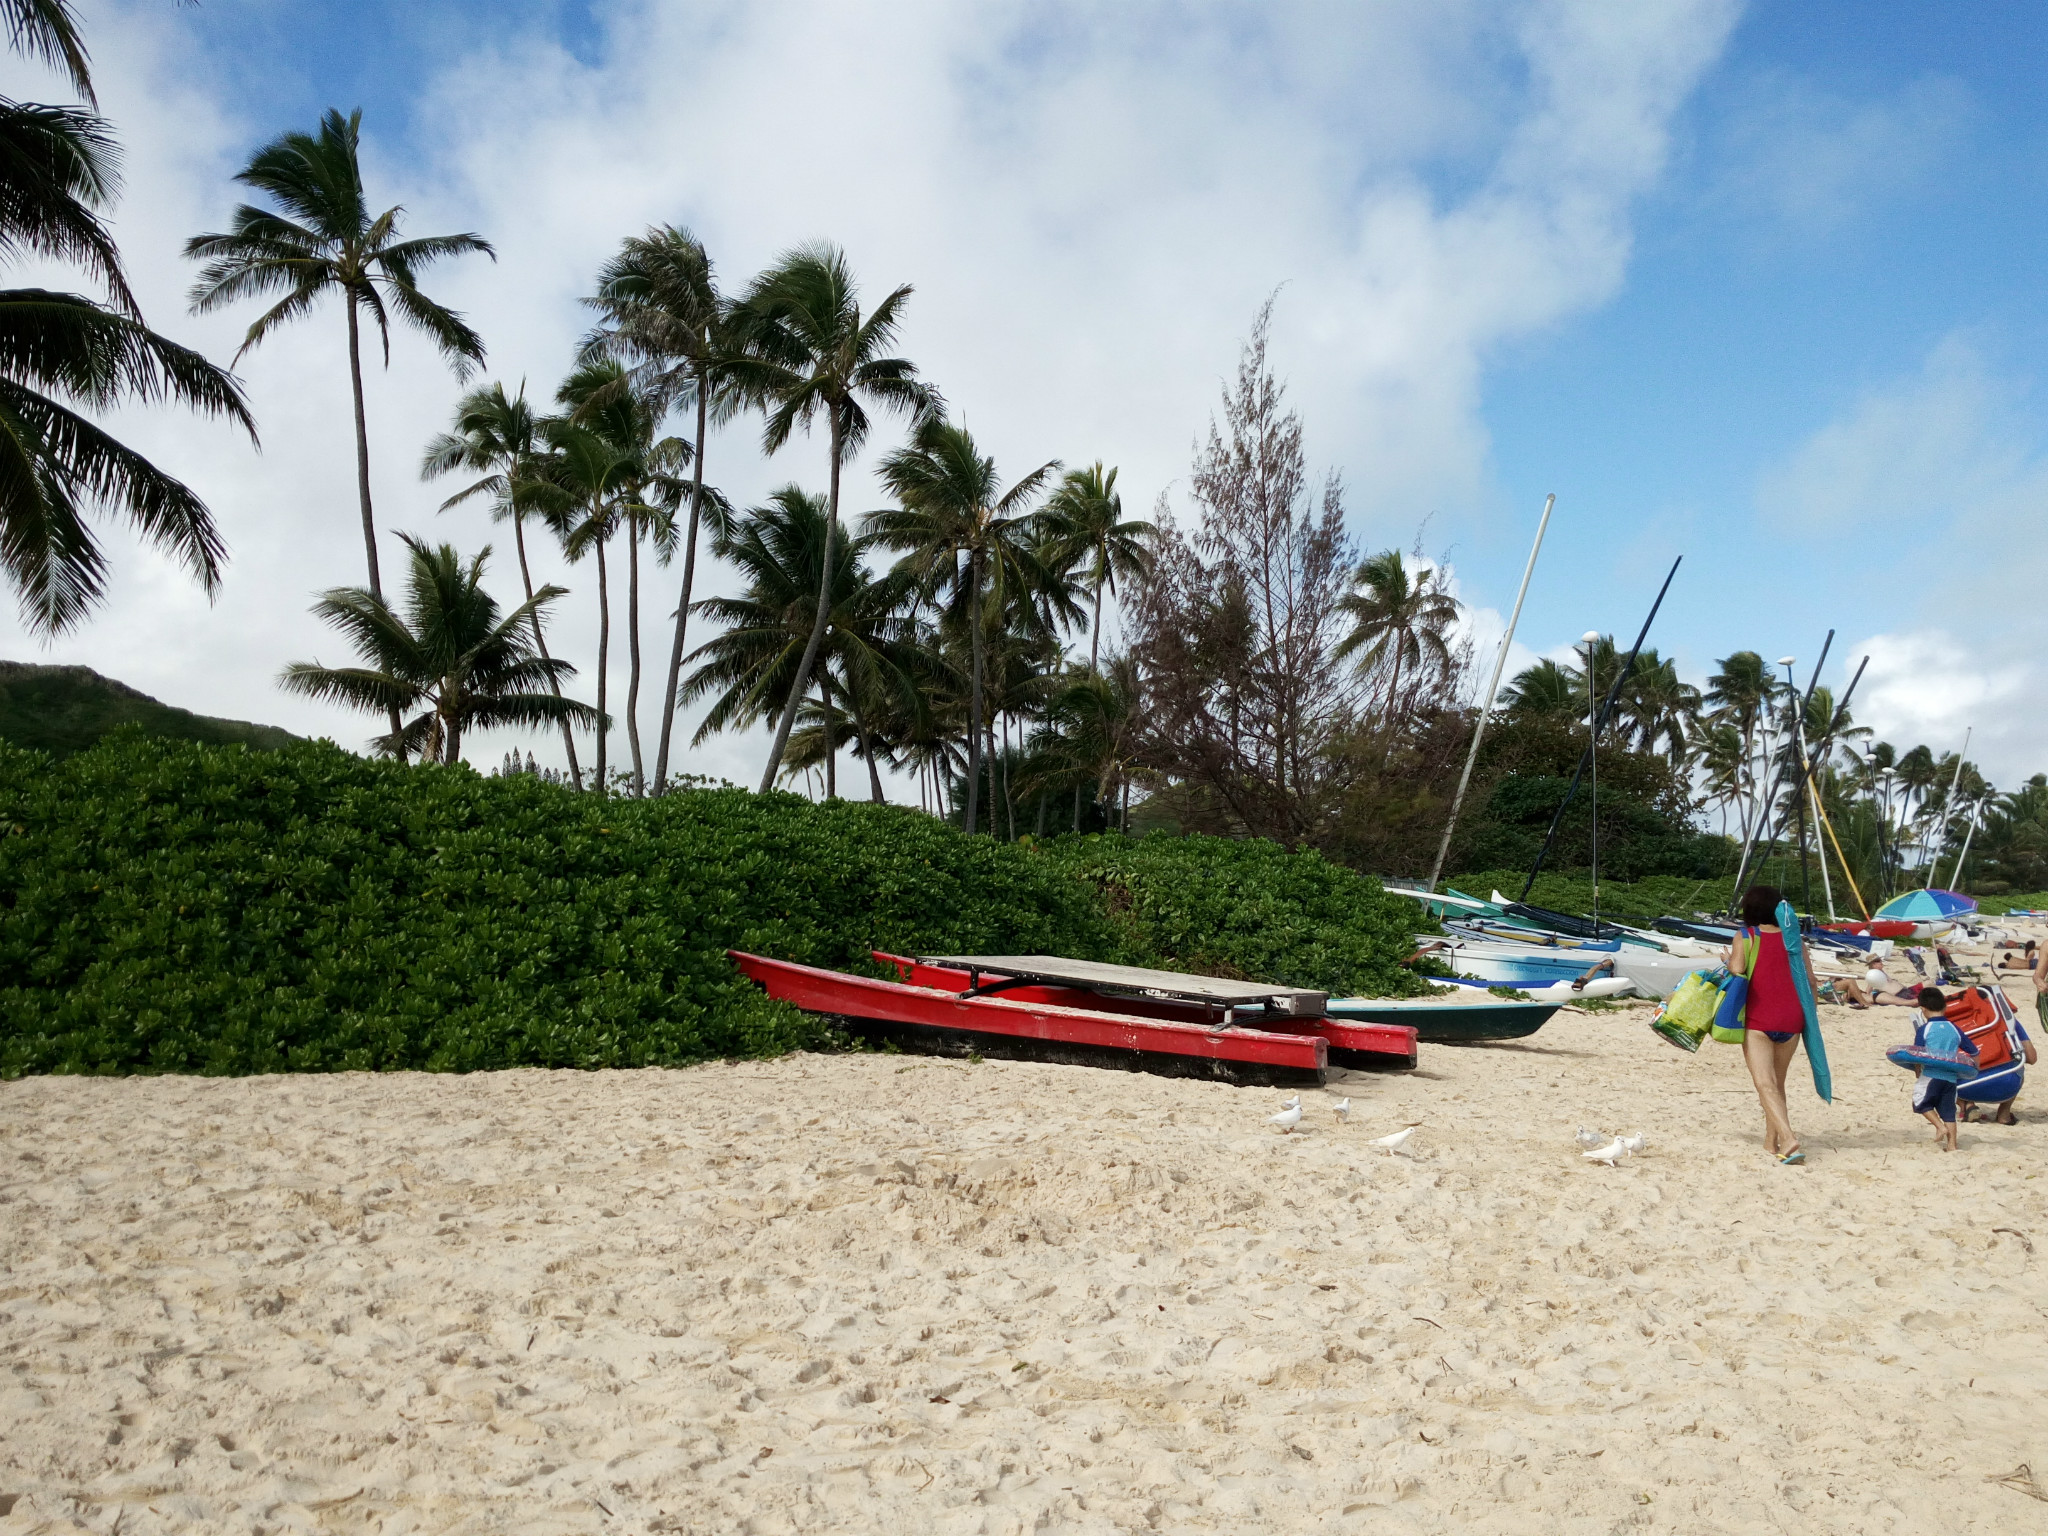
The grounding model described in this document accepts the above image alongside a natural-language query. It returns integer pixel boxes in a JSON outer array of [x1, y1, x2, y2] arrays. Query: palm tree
[[1500, 657, 1580, 716], [1705, 651, 1774, 831], [581, 225, 742, 794], [1030, 658, 1141, 834], [726, 243, 935, 792], [553, 360, 688, 795], [1615, 652, 1699, 765], [872, 415, 1063, 834], [281, 534, 596, 764], [184, 108, 494, 604], [0, 80, 255, 630], [1334, 549, 1460, 734], [1698, 719, 1746, 837], [1039, 462, 1151, 672], [420, 381, 584, 787], [680, 485, 913, 802], [5, 0, 92, 103]]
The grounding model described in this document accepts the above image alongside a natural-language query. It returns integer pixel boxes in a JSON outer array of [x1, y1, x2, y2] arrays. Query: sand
[[4, 990, 2047, 1534]]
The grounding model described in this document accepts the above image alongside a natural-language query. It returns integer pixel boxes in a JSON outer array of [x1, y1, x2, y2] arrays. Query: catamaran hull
[[729, 951, 1421, 1085]]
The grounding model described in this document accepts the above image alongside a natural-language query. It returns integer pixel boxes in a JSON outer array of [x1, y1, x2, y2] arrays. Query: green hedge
[[1037, 833, 1429, 998], [0, 735, 1419, 1077]]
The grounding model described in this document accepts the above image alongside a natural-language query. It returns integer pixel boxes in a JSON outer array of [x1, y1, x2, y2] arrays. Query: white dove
[[1270, 1102, 1304, 1134], [1582, 1137, 1629, 1167], [1369, 1127, 1416, 1156], [1575, 1127, 1608, 1149], [1618, 1133, 1647, 1155], [1334, 1098, 1351, 1123]]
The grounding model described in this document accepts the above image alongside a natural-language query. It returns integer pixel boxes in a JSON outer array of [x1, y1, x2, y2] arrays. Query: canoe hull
[[732, 950, 1341, 1086], [1326, 998, 1561, 1042]]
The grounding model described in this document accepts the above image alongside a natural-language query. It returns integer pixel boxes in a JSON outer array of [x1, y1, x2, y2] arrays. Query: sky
[[4, 0, 2045, 789]]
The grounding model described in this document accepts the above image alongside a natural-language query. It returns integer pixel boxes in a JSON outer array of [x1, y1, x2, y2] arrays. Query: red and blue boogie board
[[1779, 899, 1832, 1103], [1886, 1018, 1980, 1083]]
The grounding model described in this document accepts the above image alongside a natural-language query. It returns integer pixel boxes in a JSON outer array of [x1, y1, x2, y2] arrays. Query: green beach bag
[[1651, 967, 1725, 1052], [1708, 930, 1755, 1045]]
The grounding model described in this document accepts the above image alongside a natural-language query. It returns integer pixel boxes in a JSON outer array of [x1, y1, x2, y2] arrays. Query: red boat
[[727, 950, 1417, 1087]]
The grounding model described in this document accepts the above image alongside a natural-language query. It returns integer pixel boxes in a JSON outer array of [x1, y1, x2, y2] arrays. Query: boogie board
[[1779, 899, 1833, 1103]]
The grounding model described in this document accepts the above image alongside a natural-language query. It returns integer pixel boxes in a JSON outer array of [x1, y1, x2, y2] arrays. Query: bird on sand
[[1582, 1138, 1629, 1167], [1270, 1102, 1304, 1134], [1334, 1098, 1351, 1123], [1618, 1133, 1647, 1155], [1575, 1127, 1608, 1149], [1369, 1126, 1416, 1156]]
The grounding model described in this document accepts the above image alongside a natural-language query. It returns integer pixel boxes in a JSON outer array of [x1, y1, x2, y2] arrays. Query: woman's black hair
[[1739, 885, 1785, 926]]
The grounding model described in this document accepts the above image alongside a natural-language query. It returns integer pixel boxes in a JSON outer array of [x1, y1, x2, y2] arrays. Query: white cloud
[[1707, 70, 1972, 237], [1843, 629, 2029, 777], [1757, 336, 2040, 530], [3, 0, 1740, 787], [1759, 337, 2048, 784]]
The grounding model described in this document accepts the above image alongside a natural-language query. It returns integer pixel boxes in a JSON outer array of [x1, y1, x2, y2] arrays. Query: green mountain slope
[[0, 661, 299, 758]]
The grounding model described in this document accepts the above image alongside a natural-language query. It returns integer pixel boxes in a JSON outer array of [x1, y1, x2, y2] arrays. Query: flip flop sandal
[[1777, 1150, 1806, 1165]]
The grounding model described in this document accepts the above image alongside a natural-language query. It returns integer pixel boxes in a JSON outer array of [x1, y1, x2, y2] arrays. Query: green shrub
[[0, 735, 1422, 1077], [1033, 832, 1430, 998]]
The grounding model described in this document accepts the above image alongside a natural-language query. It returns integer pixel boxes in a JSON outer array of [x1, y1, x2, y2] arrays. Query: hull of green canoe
[[1325, 999, 1559, 1041]]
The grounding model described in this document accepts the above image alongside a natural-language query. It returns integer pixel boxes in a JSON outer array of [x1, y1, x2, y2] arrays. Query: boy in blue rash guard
[[1909, 987, 1977, 1151]]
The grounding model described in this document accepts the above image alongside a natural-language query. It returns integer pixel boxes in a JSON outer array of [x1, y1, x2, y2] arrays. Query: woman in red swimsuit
[[1729, 884, 1810, 1163]]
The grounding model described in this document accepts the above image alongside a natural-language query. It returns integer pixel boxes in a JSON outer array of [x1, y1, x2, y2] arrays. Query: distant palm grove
[[4, 0, 2043, 901]]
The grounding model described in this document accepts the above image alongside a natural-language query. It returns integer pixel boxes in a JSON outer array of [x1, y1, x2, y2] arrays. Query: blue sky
[[6, 1, 2044, 785]]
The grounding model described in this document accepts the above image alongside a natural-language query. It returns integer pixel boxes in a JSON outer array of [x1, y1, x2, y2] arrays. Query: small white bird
[[1575, 1127, 1608, 1149], [1369, 1126, 1416, 1156], [1270, 1102, 1304, 1134], [1334, 1097, 1351, 1123], [1618, 1133, 1647, 1155], [1582, 1138, 1629, 1167]]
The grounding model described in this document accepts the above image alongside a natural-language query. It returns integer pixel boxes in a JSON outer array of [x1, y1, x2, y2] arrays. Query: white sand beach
[[4, 996, 2046, 1534]]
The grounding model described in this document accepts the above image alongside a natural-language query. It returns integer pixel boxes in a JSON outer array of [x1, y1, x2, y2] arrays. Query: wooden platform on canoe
[[916, 955, 1328, 1016]]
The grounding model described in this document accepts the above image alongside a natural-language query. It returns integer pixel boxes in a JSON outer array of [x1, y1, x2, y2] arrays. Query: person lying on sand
[[1861, 963, 1923, 1005], [1819, 976, 1872, 1008]]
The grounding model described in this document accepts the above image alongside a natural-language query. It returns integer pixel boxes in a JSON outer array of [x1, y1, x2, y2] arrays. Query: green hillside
[[0, 661, 299, 758]]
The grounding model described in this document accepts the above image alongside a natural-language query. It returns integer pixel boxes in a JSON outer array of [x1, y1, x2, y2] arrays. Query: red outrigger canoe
[[728, 949, 1417, 1087]]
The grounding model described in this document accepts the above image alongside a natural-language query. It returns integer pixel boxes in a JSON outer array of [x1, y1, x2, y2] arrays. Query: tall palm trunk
[[965, 547, 985, 834], [849, 684, 885, 803], [655, 382, 710, 794], [346, 291, 405, 758], [444, 683, 463, 767], [818, 671, 837, 799], [625, 513, 645, 796], [760, 415, 841, 793], [594, 528, 611, 793], [1090, 572, 1105, 672], [511, 513, 583, 790]]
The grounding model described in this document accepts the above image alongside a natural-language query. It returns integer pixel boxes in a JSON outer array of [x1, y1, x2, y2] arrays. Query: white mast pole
[[1425, 493, 1555, 892]]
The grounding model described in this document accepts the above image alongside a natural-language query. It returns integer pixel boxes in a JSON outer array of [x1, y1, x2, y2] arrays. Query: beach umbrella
[[1874, 888, 1978, 921]]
